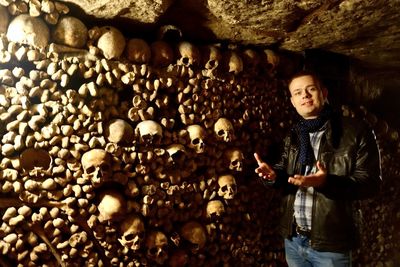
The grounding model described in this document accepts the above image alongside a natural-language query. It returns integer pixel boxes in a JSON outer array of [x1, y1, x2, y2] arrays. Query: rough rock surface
[[60, 0, 400, 67]]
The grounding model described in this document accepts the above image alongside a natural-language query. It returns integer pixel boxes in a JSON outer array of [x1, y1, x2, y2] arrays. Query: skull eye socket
[[231, 160, 239, 165], [86, 166, 96, 174], [208, 60, 216, 68], [221, 185, 228, 192], [192, 138, 200, 145], [182, 57, 190, 65], [125, 233, 135, 241], [217, 130, 225, 136], [149, 247, 158, 255]]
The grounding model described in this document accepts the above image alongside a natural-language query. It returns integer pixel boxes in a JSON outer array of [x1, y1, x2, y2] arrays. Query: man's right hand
[[254, 153, 277, 181]]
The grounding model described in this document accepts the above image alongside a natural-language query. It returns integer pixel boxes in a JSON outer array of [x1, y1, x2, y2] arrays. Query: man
[[254, 70, 381, 267]]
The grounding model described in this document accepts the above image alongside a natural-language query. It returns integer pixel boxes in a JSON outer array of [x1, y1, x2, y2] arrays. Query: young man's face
[[288, 75, 328, 119]]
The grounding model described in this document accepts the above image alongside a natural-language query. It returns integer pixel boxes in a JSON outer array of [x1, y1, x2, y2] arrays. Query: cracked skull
[[186, 124, 206, 154], [217, 174, 237, 200], [81, 149, 112, 187], [118, 213, 145, 251], [214, 118, 235, 142]]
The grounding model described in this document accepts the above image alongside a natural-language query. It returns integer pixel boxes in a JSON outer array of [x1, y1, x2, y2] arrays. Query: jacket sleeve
[[318, 124, 382, 200]]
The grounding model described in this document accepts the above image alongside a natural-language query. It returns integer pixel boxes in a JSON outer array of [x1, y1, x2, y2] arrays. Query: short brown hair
[[287, 70, 323, 88]]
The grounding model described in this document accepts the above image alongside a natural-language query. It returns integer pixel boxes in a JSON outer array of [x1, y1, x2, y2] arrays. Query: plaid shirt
[[293, 126, 326, 230]]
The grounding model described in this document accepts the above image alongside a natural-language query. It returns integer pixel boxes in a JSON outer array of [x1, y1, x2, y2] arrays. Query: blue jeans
[[284, 236, 352, 267]]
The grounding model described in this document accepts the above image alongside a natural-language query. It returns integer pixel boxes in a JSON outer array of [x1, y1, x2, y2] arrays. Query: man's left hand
[[288, 161, 327, 187]]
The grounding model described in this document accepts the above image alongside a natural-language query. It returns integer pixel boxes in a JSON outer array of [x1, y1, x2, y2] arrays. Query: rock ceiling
[[61, 0, 400, 69]]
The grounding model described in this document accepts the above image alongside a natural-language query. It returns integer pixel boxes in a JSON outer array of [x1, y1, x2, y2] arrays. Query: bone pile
[[0, 1, 295, 266], [341, 105, 400, 267]]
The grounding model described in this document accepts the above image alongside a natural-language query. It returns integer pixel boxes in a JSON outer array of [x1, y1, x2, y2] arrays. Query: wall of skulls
[[1, 1, 399, 267], [0, 1, 293, 266]]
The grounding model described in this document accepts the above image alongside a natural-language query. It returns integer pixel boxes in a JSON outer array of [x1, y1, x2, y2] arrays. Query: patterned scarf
[[295, 105, 332, 166]]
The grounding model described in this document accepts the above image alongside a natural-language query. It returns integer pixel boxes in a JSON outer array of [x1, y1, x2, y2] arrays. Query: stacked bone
[[341, 105, 400, 267], [0, 1, 293, 266]]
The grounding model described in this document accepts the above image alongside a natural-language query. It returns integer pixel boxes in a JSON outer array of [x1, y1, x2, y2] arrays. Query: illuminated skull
[[224, 148, 244, 171], [202, 44, 222, 70], [166, 144, 186, 165], [214, 118, 235, 142], [206, 200, 225, 221], [118, 213, 145, 251], [146, 231, 169, 265], [98, 189, 126, 223], [106, 119, 134, 145], [217, 174, 237, 200], [53, 16, 88, 48], [223, 50, 243, 75], [81, 149, 112, 187], [186, 125, 206, 154], [135, 120, 163, 146], [96, 26, 126, 59], [7, 14, 50, 48], [176, 41, 200, 67]]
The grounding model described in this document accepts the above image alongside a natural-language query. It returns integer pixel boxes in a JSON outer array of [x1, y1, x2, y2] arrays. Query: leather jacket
[[263, 113, 382, 252]]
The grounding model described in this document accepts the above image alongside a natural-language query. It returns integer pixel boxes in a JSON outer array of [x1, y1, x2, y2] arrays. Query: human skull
[[7, 14, 50, 48], [53, 16, 88, 48], [214, 118, 235, 142], [202, 45, 222, 70], [166, 144, 186, 165], [223, 50, 243, 75], [96, 26, 126, 59], [118, 213, 145, 251], [126, 38, 151, 64], [20, 148, 52, 173], [98, 189, 126, 223], [180, 221, 207, 253], [106, 119, 134, 145], [176, 41, 200, 67], [186, 125, 206, 154], [217, 174, 237, 200], [151, 40, 174, 67], [0, 6, 8, 33], [263, 49, 280, 71], [242, 48, 261, 73], [81, 149, 112, 187], [206, 200, 225, 220], [224, 148, 244, 171], [135, 120, 163, 146], [146, 231, 169, 265]]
